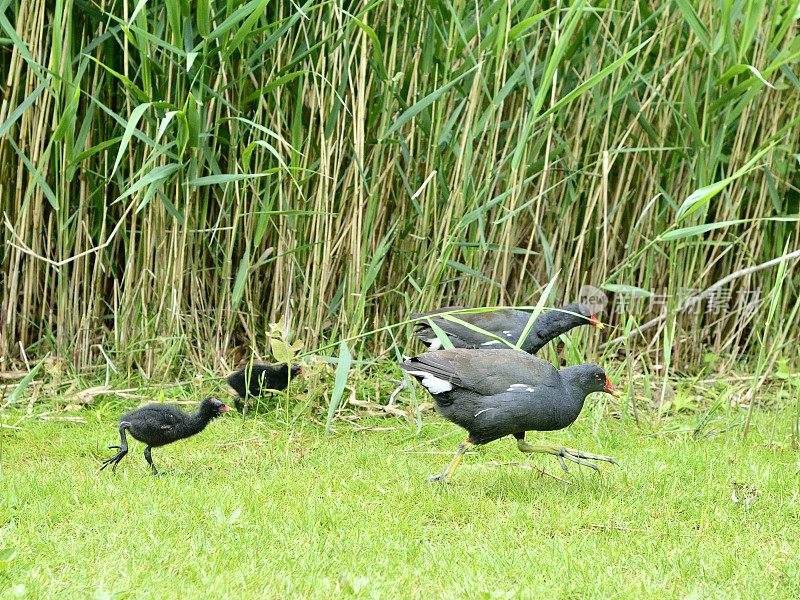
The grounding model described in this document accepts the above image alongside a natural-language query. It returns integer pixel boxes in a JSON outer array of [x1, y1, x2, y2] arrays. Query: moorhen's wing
[[472, 387, 573, 436], [403, 349, 560, 396], [133, 405, 183, 434], [411, 308, 525, 348], [412, 306, 481, 347]]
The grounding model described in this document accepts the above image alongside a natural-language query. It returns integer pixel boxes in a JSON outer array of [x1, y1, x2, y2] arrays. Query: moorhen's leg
[[98, 422, 130, 472], [143, 446, 158, 475], [516, 440, 617, 473], [386, 379, 406, 406], [516, 437, 569, 471], [426, 440, 473, 484], [516, 432, 566, 470]]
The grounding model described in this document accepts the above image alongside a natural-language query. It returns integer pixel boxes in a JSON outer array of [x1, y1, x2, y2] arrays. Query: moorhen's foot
[[516, 440, 617, 473], [557, 455, 570, 473], [552, 447, 617, 473], [387, 380, 407, 406], [108, 445, 121, 450], [424, 440, 472, 484], [98, 451, 126, 473]]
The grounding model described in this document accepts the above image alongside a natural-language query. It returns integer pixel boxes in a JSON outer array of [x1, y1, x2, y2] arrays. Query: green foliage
[[0, 0, 798, 377], [325, 341, 352, 437], [1, 396, 799, 598]]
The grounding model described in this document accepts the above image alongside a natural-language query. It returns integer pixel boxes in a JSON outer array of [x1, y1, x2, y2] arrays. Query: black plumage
[[99, 396, 232, 475], [410, 302, 602, 354], [400, 349, 621, 483], [226, 363, 302, 412]]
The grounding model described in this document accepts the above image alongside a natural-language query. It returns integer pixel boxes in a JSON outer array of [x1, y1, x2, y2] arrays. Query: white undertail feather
[[423, 337, 443, 350], [406, 370, 453, 394]]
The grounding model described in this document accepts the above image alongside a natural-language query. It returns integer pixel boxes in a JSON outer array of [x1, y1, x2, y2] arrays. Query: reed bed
[[0, 0, 798, 378]]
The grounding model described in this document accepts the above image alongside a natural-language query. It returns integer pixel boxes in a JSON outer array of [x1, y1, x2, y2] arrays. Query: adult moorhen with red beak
[[98, 396, 232, 475], [400, 349, 621, 483], [410, 302, 602, 354]]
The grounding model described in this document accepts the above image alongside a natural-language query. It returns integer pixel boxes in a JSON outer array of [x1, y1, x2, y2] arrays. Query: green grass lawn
[[1, 391, 798, 599]]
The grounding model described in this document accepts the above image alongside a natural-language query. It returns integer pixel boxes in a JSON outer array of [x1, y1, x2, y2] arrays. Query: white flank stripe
[[507, 384, 536, 392], [481, 340, 502, 346]]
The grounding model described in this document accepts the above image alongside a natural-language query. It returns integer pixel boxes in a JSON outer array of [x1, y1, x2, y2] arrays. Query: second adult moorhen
[[410, 303, 602, 354], [400, 349, 621, 483]]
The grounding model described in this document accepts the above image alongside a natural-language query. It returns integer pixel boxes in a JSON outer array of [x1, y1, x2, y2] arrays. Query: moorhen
[[98, 396, 232, 475], [410, 303, 602, 353], [400, 349, 621, 483], [227, 363, 302, 412]]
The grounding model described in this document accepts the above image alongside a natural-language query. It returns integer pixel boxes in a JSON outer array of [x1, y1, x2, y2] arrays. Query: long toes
[[559, 451, 584, 465], [557, 456, 570, 473], [107, 445, 121, 450], [98, 456, 120, 473], [425, 474, 447, 484], [579, 453, 617, 465], [563, 448, 618, 466]]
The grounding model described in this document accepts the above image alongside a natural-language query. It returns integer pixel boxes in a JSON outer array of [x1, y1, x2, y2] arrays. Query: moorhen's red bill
[[98, 396, 232, 475], [410, 303, 603, 354], [400, 349, 621, 483]]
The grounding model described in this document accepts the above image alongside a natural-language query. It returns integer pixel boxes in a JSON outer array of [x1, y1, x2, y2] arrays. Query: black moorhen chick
[[99, 396, 232, 475], [411, 303, 602, 354], [400, 349, 622, 483], [227, 363, 302, 412]]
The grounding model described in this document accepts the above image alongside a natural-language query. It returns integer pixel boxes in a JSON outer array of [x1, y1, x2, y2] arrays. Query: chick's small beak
[[589, 314, 604, 330], [604, 377, 622, 398], [219, 403, 234, 412]]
